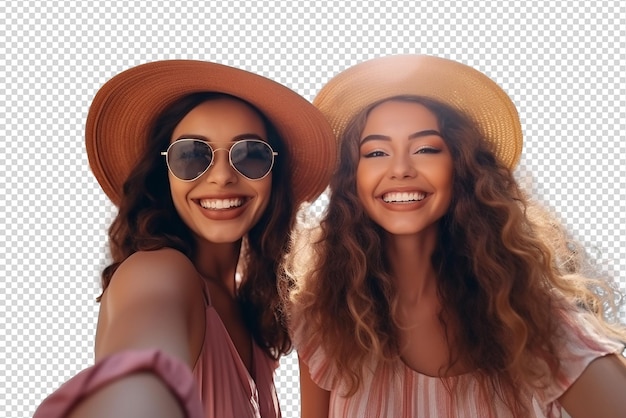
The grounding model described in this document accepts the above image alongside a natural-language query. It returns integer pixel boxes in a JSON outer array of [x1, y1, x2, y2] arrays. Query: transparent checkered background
[[2, 1, 624, 417]]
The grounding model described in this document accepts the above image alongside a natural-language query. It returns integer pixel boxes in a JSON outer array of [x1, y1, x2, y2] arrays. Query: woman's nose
[[389, 152, 417, 179], [203, 148, 238, 185]]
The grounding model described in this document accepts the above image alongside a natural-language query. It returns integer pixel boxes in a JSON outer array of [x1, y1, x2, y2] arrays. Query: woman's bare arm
[[299, 354, 330, 418], [559, 354, 626, 418], [69, 249, 206, 418]]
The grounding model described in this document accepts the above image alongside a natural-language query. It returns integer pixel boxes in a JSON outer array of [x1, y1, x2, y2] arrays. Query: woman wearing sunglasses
[[34, 60, 335, 418], [289, 55, 626, 417]]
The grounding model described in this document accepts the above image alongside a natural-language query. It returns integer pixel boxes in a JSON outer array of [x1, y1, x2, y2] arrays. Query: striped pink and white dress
[[295, 309, 624, 418]]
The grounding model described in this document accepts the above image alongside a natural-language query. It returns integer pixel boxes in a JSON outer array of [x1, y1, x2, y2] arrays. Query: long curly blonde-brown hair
[[288, 95, 625, 415]]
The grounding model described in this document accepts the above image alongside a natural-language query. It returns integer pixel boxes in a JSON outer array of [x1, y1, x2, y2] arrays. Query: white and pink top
[[294, 308, 624, 418]]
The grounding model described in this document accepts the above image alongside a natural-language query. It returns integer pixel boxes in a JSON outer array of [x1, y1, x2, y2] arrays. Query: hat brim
[[86, 60, 336, 206], [313, 55, 522, 169]]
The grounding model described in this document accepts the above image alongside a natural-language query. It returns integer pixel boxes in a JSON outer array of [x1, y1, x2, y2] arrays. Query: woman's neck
[[386, 226, 439, 304], [193, 239, 242, 297]]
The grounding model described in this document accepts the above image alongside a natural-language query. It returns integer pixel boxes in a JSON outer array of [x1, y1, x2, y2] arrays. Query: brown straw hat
[[86, 60, 336, 206], [313, 54, 523, 168]]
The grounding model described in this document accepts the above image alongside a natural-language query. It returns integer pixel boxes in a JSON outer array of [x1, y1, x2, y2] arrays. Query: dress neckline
[[199, 276, 258, 380]]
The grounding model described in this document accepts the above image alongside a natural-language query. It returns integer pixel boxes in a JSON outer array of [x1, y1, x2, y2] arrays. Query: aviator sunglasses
[[161, 138, 278, 181]]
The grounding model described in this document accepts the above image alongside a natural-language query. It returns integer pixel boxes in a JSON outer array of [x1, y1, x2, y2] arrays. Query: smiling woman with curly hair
[[288, 55, 626, 418]]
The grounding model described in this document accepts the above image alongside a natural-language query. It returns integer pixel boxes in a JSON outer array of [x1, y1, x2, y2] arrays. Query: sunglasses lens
[[231, 140, 274, 179], [167, 140, 212, 180]]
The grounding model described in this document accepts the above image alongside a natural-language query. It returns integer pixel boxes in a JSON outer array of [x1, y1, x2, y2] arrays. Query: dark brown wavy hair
[[99, 92, 295, 359], [290, 95, 625, 415]]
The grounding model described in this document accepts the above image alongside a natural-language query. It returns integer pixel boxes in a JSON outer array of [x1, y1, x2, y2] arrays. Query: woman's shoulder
[[96, 248, 206, 363], [116, 247, 197, 281], [122, 247, 195, 268], [104, 248, 203, 312], [533, 305, 626, 405]]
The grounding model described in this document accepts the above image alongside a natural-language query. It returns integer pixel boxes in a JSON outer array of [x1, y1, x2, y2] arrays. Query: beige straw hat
[[313, 54, 523, 168], [86, 60, 336, 206]]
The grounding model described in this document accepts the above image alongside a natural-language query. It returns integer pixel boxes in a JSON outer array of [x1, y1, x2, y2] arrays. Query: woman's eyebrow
[[174, 134, 208, 141], [173, 133, 265, 142], [232, 133, 265, 141], [360, 129, 442, 144]]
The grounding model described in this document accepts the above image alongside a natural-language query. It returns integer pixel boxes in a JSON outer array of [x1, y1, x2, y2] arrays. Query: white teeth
[[382, 192, 426, 203], [199, 198, 244, 209]]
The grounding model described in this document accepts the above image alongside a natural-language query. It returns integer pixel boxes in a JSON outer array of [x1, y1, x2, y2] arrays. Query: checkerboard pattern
[[2, 1, 624, 416]]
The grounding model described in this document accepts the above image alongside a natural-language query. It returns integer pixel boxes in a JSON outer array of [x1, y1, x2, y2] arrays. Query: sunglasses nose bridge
[[208, 147, 231, 165], [203, 147, 239, 180]]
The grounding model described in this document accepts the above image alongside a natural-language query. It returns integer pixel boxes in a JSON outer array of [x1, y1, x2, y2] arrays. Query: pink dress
[[294, 308, 625, 418], [34, 278, 281, 418], [193, 279, 281, 417]]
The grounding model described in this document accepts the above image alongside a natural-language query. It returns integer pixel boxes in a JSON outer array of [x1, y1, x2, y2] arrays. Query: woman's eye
[[414, 146, 440, 154], [363, 150, 387, 158], [180, 150, 205, 160]]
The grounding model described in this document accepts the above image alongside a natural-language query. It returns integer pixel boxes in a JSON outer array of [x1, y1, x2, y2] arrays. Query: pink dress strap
[[193, 277, 281, 417], [33, 348, 203, 418]]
